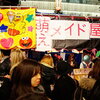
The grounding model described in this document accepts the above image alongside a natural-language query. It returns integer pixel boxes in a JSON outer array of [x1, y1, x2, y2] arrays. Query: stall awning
[[52, 39, 100, 51]]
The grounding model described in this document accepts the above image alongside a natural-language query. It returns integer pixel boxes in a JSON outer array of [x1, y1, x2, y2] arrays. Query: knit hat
[[83, 55, 90, 63]]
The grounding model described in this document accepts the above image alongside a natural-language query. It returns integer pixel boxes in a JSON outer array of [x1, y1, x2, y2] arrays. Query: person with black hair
[[0, 49, 11, 76], [52, 60, 76, 100], [40, 54, 56, 99], [0, 49, 11, 100]]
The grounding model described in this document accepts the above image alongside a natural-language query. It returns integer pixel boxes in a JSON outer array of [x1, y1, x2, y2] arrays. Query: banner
[[36, 17, 52, 51], [50, 20, 90, 40], [0, 8, 36, 49]]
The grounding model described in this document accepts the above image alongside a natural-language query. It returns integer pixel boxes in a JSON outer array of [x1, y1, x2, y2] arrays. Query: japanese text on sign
[[36, 17, 52, 51]]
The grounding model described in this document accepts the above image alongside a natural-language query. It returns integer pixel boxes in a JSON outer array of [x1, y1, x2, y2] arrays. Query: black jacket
[[41, 63, 56, 99], [16, 92, 48, 100], [0, 77, 12, 100], [89, 79, 100, 100], [52, 74, 76, 100], [0, 57, 10, 76], [74, 78, 96, 100]]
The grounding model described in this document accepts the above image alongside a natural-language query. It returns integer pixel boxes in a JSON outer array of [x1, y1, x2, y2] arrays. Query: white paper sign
[[50, 20, 67, 40], [50, 20, 90, 39], [36, 17, 52, 51]]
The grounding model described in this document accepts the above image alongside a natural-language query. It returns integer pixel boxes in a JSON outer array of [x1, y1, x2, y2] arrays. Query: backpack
[[74, 85, 91, 100], [89, 80, 100, 100], [74, 79, 100, 100]]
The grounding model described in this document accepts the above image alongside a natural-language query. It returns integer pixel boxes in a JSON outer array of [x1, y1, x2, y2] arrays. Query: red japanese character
[[90, 23, 100, 36], [78, 24, 85, 36], [36, 18, 49, 33], [65, 23, 74, 36], [51, 26, 61, 37], [38, 37, 49, 46]]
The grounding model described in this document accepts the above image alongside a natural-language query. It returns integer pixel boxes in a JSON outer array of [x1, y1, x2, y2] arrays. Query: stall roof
[[52, 39, 100, 51]]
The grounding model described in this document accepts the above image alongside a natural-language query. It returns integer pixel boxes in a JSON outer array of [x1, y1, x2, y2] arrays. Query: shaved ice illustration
[[7, 11, 15, 23]]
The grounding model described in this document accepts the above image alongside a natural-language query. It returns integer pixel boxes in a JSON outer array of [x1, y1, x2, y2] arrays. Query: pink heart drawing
[[0, 38, 13, 48]]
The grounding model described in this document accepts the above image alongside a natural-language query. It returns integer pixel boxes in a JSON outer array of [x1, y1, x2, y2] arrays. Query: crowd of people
[[0, 49, 100, 100]]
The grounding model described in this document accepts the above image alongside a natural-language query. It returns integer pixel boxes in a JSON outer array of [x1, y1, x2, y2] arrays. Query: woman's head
[[40, 54, 54, 67], [12, 59, 41, 87], [56, 60, 73, 75], [10, 49, 26, 73], [89, 59, 100, 80]]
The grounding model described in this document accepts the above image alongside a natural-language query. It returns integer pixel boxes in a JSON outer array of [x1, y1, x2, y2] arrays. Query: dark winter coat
[[0, 57, 10, 76], [16, 92, 49, 100], [52, 74, 76, 100], [89, 79, 100, 100], [74, 78, 96, 100], [41, 63, 56, 99], [0, 57, 11, 100], [0, 77, 12, 100]]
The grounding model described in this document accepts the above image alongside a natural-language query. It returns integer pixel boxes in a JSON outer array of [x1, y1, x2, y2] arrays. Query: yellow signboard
[[0, 8, 36, 49], [73, 68, 92, 81]]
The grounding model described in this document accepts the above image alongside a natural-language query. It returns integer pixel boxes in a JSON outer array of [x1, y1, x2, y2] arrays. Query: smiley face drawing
[[19, 37, 32, 48]]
